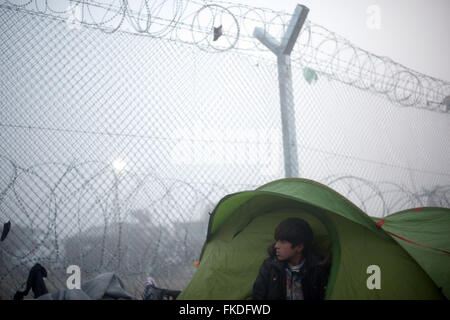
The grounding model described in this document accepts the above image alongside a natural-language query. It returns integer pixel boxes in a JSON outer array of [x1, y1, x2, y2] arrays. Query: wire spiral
[[1, 0, 448, 112], [1, 156, 448, 297]]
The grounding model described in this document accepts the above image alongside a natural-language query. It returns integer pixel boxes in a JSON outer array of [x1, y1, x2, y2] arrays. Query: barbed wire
[[1, 157, 448, 297], [0, 0, 449, 112], [0, 156, 223, 297], [324, 175, 450, 215], [1, 0, 449, 299]]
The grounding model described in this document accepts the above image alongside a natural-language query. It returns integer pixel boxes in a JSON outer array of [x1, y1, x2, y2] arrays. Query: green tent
[[372, 207, 450, 298], [178, 178, 448, 300]]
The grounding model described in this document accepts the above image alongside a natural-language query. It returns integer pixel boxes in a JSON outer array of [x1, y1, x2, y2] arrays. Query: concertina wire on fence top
[[0, 0, 449, 299]]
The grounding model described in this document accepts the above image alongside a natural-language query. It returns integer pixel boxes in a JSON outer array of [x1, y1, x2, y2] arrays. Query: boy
[[252, 218, 330, 300]]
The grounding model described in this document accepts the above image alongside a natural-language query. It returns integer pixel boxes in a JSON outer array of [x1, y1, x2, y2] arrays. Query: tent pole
[[253, 4, 309, 178]]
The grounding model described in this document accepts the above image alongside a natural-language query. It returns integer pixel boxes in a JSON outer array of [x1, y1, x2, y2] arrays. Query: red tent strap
[[384, 230, 450, 255]]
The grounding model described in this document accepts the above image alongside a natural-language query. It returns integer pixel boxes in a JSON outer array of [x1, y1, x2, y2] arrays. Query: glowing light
[[112, 158, 127, 174]]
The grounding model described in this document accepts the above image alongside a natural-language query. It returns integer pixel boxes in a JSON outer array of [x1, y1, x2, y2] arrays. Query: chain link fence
[[1, 0, 449, 299]]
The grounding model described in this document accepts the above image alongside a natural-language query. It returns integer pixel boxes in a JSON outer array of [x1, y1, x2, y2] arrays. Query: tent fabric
[[178, 178, 448, 300], [206, 178, 391, 242], [372, 207, 450, 298], [37, 273, 135, 300]]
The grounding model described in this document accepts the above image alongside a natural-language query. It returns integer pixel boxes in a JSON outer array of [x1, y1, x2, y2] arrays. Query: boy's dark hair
[[274, 218, 313, 252]]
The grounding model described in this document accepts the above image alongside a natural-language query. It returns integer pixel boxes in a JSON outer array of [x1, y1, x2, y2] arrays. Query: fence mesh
[[1, 0, 449, 299]]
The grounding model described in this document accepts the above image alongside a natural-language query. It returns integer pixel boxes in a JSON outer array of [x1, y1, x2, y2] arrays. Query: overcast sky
[[232, 0, 450, 82]]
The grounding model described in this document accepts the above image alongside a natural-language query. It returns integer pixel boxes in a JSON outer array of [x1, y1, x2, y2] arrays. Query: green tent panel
[[178, 178, 448, 300], [372, 207, 450, 298]]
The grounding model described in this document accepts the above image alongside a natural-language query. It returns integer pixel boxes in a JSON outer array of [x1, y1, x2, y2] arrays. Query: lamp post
[[112, 158, 126, 271]]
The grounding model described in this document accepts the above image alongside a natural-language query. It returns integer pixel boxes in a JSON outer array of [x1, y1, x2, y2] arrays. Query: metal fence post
[[254, 4, 309, 178]]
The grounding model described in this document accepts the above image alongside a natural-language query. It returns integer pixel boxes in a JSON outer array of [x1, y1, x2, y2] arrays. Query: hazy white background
[[232, 0, 449, 82]]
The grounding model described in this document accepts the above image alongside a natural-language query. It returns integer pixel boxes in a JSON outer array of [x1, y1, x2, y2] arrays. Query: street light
[[112, 158, 127, 175], [111, 158, 127, 271]]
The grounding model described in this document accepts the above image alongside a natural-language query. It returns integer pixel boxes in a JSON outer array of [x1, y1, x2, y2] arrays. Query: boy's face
[[274, 240, 304, 263]]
